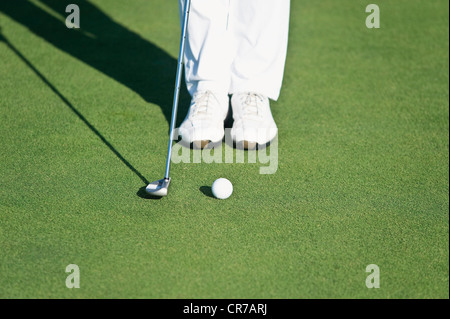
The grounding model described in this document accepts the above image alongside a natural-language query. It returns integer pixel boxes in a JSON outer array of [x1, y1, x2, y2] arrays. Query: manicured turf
[[0, 0, 448, 298]]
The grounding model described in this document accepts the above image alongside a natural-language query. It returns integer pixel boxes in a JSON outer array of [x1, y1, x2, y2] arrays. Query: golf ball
[[211, 178, 233, 199]]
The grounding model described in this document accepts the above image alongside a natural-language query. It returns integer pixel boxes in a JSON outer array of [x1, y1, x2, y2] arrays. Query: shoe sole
[[192, 139, 270, 150], [193, 140, 211, 149], [241, 141, 257, 150], [232, 138, 274, 151]]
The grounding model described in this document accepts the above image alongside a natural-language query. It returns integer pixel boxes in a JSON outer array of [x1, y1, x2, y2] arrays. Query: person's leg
[[178, 0, 234, 147], [179, 0, 235, 98], [228, 0, 290, 148], [229, 0, 290, 101]]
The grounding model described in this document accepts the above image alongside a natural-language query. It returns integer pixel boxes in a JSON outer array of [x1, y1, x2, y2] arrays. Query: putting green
[[0, 0, 448, 298]]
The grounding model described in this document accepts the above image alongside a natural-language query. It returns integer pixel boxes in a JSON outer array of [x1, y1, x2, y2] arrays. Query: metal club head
[[145, 178, 171, 197]]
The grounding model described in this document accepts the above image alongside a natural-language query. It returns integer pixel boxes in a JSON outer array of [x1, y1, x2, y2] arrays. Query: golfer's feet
[[179, 90, 229, 148], [231, 92, 278, 150]]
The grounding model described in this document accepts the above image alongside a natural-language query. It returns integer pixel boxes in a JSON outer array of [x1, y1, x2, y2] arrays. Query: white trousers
[[179, 0, 290, 101]]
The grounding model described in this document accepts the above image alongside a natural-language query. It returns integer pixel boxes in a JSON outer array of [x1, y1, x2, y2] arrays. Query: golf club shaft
[[164, 0, 191, 180]]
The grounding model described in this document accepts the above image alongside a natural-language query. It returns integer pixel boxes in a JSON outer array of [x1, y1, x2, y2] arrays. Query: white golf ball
[[211, 178, 233, 199]]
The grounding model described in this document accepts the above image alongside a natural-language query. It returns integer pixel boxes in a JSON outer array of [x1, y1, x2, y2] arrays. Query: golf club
[[145, 0, 191, 197]]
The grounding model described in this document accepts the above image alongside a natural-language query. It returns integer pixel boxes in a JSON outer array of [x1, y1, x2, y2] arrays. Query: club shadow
[[2, 33, 151, 195]]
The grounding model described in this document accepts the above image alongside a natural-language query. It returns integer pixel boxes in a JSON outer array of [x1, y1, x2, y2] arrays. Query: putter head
[[145, 178, 171, 197]]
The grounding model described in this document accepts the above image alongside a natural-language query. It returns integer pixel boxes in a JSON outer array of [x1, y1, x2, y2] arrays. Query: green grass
[[0, 0, 448, 298]]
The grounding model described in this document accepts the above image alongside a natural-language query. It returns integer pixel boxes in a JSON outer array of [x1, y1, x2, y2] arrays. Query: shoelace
[[240, 93, 265, 117], [191, 91, 214, 118]]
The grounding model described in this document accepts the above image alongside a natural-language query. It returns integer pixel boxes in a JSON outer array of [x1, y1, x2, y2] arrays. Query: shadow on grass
[[1, 34, 152, 188], [136, 186, 163, 200], [199, 186, 215, 198], [0, 0, 190, 126], [0, 0, 190, 200]]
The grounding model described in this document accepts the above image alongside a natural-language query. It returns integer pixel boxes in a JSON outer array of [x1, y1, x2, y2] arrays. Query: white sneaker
[[231, 92, 278, 149], [179, 91, 229, 148]]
